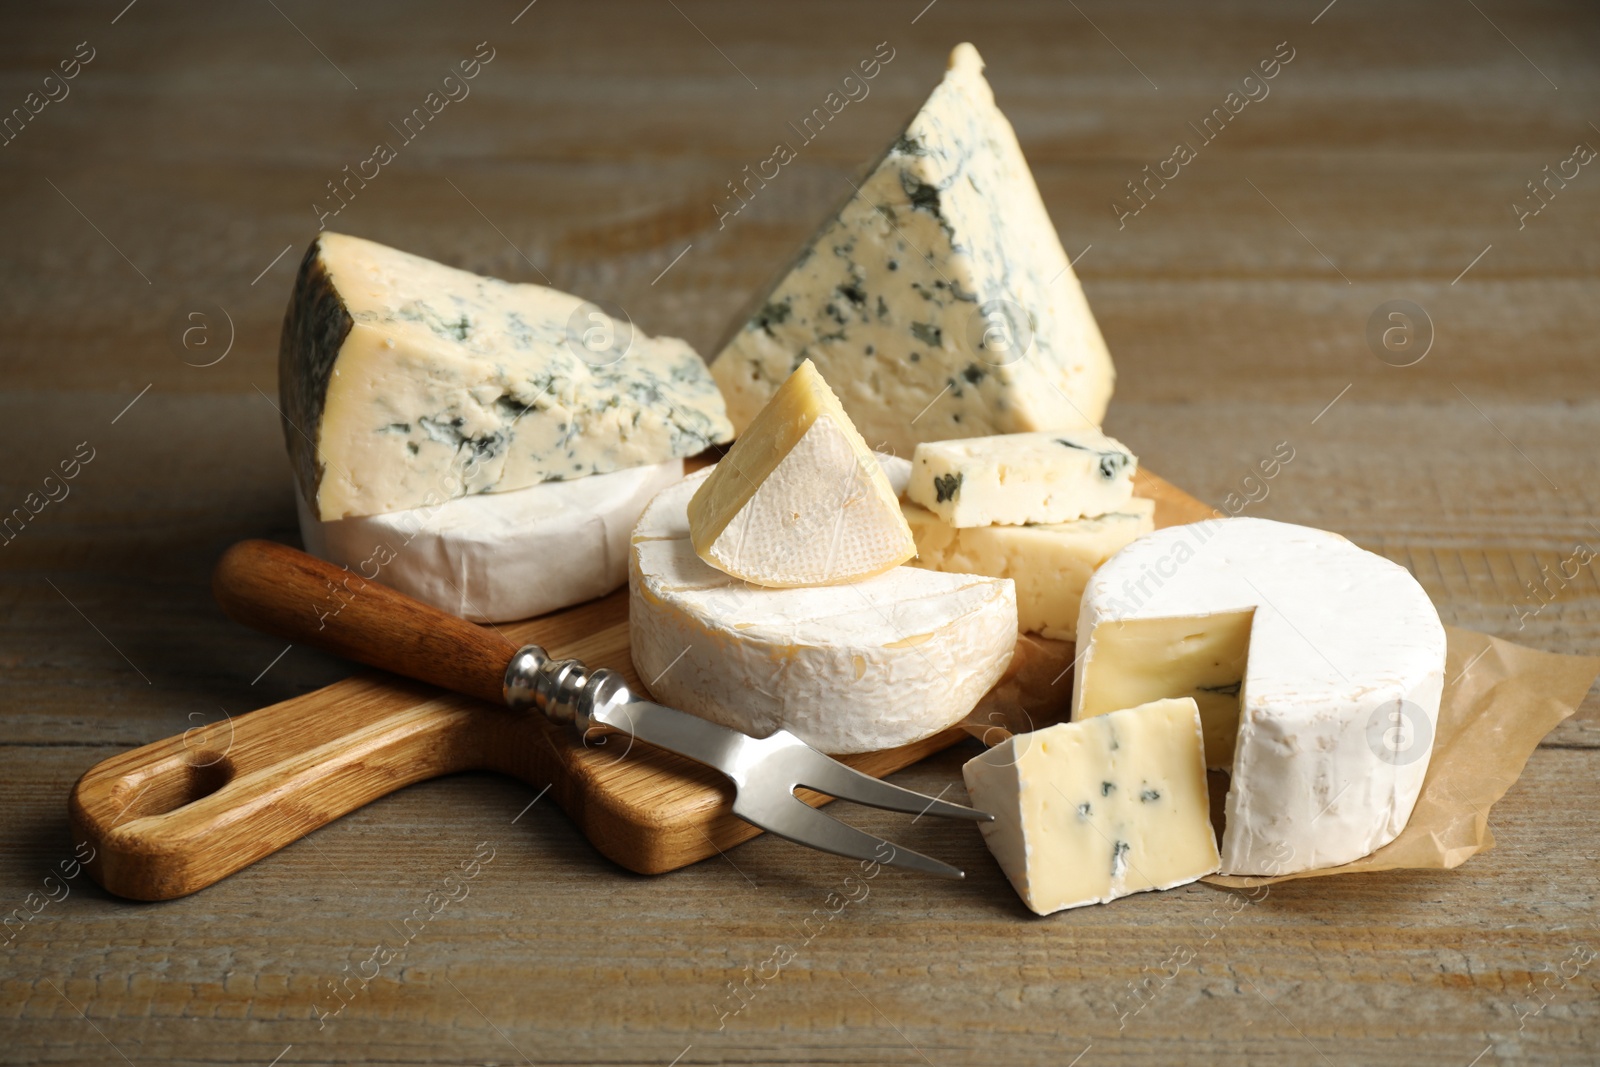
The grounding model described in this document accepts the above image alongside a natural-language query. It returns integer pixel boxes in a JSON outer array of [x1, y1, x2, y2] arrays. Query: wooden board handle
[[212, 539, 516, 706], [69, 674, 496, 900]]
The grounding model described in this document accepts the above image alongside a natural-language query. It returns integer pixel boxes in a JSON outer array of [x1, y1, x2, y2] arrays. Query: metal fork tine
[[569, 687, 979, 877], [785, 744, 992, 821], [733, 788, 967, 879]]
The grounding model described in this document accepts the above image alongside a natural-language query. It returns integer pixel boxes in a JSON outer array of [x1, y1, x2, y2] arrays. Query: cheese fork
[[212, 540, 992, 879]]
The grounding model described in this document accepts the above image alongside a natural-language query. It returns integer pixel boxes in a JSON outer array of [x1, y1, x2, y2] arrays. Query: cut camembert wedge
[[687, 359, 914, 588]]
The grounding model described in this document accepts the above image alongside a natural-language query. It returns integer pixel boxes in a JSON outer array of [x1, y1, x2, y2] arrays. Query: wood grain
[[2, 1, 1597, 1063]]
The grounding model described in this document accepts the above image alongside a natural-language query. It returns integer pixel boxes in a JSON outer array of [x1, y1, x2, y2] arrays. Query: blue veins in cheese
[[710, 42, 1115, 457], [963, 697, 1219, 915], [279, 232, 733, 521], [907, 428, 1138, 528]]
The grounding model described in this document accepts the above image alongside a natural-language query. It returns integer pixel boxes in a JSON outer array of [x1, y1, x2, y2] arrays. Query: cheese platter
[[64, 39, 1593, 924]]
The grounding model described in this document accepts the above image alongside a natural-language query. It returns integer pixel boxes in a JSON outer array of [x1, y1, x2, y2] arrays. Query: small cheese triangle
[[709, 42, 1114, 457], [687, 359, 916, 587]]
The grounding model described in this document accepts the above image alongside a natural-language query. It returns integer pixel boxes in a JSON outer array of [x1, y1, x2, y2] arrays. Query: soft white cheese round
[[1073, 517, 1447, 876], [296, 460, 684, 623], [630, 464, 1017, 755]]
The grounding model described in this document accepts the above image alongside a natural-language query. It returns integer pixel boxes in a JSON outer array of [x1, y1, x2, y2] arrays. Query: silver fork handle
[[501, 644, 755, 777], [503, 644, 622, 731]]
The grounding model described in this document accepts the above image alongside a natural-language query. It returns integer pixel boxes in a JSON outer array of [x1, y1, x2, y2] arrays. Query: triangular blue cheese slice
[[281, 233, 733, 521], [710, 43, 1114, 456]]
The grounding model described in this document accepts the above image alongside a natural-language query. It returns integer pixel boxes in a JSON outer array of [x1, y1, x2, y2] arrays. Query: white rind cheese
[[709, 43, 1114, 457], [687, 360, 913, 587], [963, 697, 1219, 915], [907, 429, 1136, 527], [1072, 518, 1447, 876], [631, 465, 1017, 754], [297, 460, 683, 623], [904, 497, 1154, 640], [280, 232, 732, 520]]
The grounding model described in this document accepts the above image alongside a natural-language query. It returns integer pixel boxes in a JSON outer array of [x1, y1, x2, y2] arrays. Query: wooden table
[[3, 2, 1596, 1063]]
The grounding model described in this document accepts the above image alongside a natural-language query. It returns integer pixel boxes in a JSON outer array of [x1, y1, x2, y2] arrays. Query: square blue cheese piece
[[962, 697, 1219, 915], [280, 232, 733, 521], [709, 43, 1114, 458], [907, 429, 1136, 527]]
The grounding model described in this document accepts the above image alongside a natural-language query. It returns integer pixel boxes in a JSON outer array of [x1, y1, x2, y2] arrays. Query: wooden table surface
[[3, 1, 1597, 1064]]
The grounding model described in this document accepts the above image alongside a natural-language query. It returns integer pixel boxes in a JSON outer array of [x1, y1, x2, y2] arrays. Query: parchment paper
[[962, 625, 1600, 886]]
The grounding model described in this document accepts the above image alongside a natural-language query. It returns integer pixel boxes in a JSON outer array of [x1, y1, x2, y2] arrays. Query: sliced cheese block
[[280, 232, 732, 520], [963, 697, 1219, 915], [687, 360, 914, 587], [296, 460, 683, 623], [907, 429, 1136, 527], [1073, 518, 1447, 876], [709, 43, 1113, 457], [904, 497, 1154, 640], [631, 465, 1017, 754]]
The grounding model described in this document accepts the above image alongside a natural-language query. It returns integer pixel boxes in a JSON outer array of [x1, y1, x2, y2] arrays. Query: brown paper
[[962, 625, 1599, 886]]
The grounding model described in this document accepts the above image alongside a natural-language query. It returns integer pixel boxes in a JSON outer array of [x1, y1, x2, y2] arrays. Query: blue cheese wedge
[[280, 233, 733, 520], [907, 429, 1137, 527], [963, 697, 1219, 915], [903, 497, 1154, 640], [709, 43, 1114, 456]]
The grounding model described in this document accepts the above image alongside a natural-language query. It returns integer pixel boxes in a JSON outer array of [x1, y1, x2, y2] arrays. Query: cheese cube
[[908, 429, 1136, 528], [963, 697, 1219, 915], [903, 497, 1154, 640], [687, 360, 915, 588]]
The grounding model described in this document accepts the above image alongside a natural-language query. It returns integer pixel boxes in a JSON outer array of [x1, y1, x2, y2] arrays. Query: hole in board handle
[[111, 751, 236, 821]]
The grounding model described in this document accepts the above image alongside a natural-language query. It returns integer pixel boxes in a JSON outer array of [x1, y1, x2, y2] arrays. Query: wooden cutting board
[[70, 471, 1214, 900]]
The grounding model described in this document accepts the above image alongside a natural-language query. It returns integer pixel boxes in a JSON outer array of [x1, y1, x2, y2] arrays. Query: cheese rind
[[709, 43, 1113, 457], [963, 697, 1219, 915], [632, 465, 1017, 754], [280, 232, 732, 520], [1073, 518, 1448, 876], [907, 429, 1136, 527], [687, 360, 914, 587], [903, 497, 1154, 640], [296, 460, 683, 622]]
